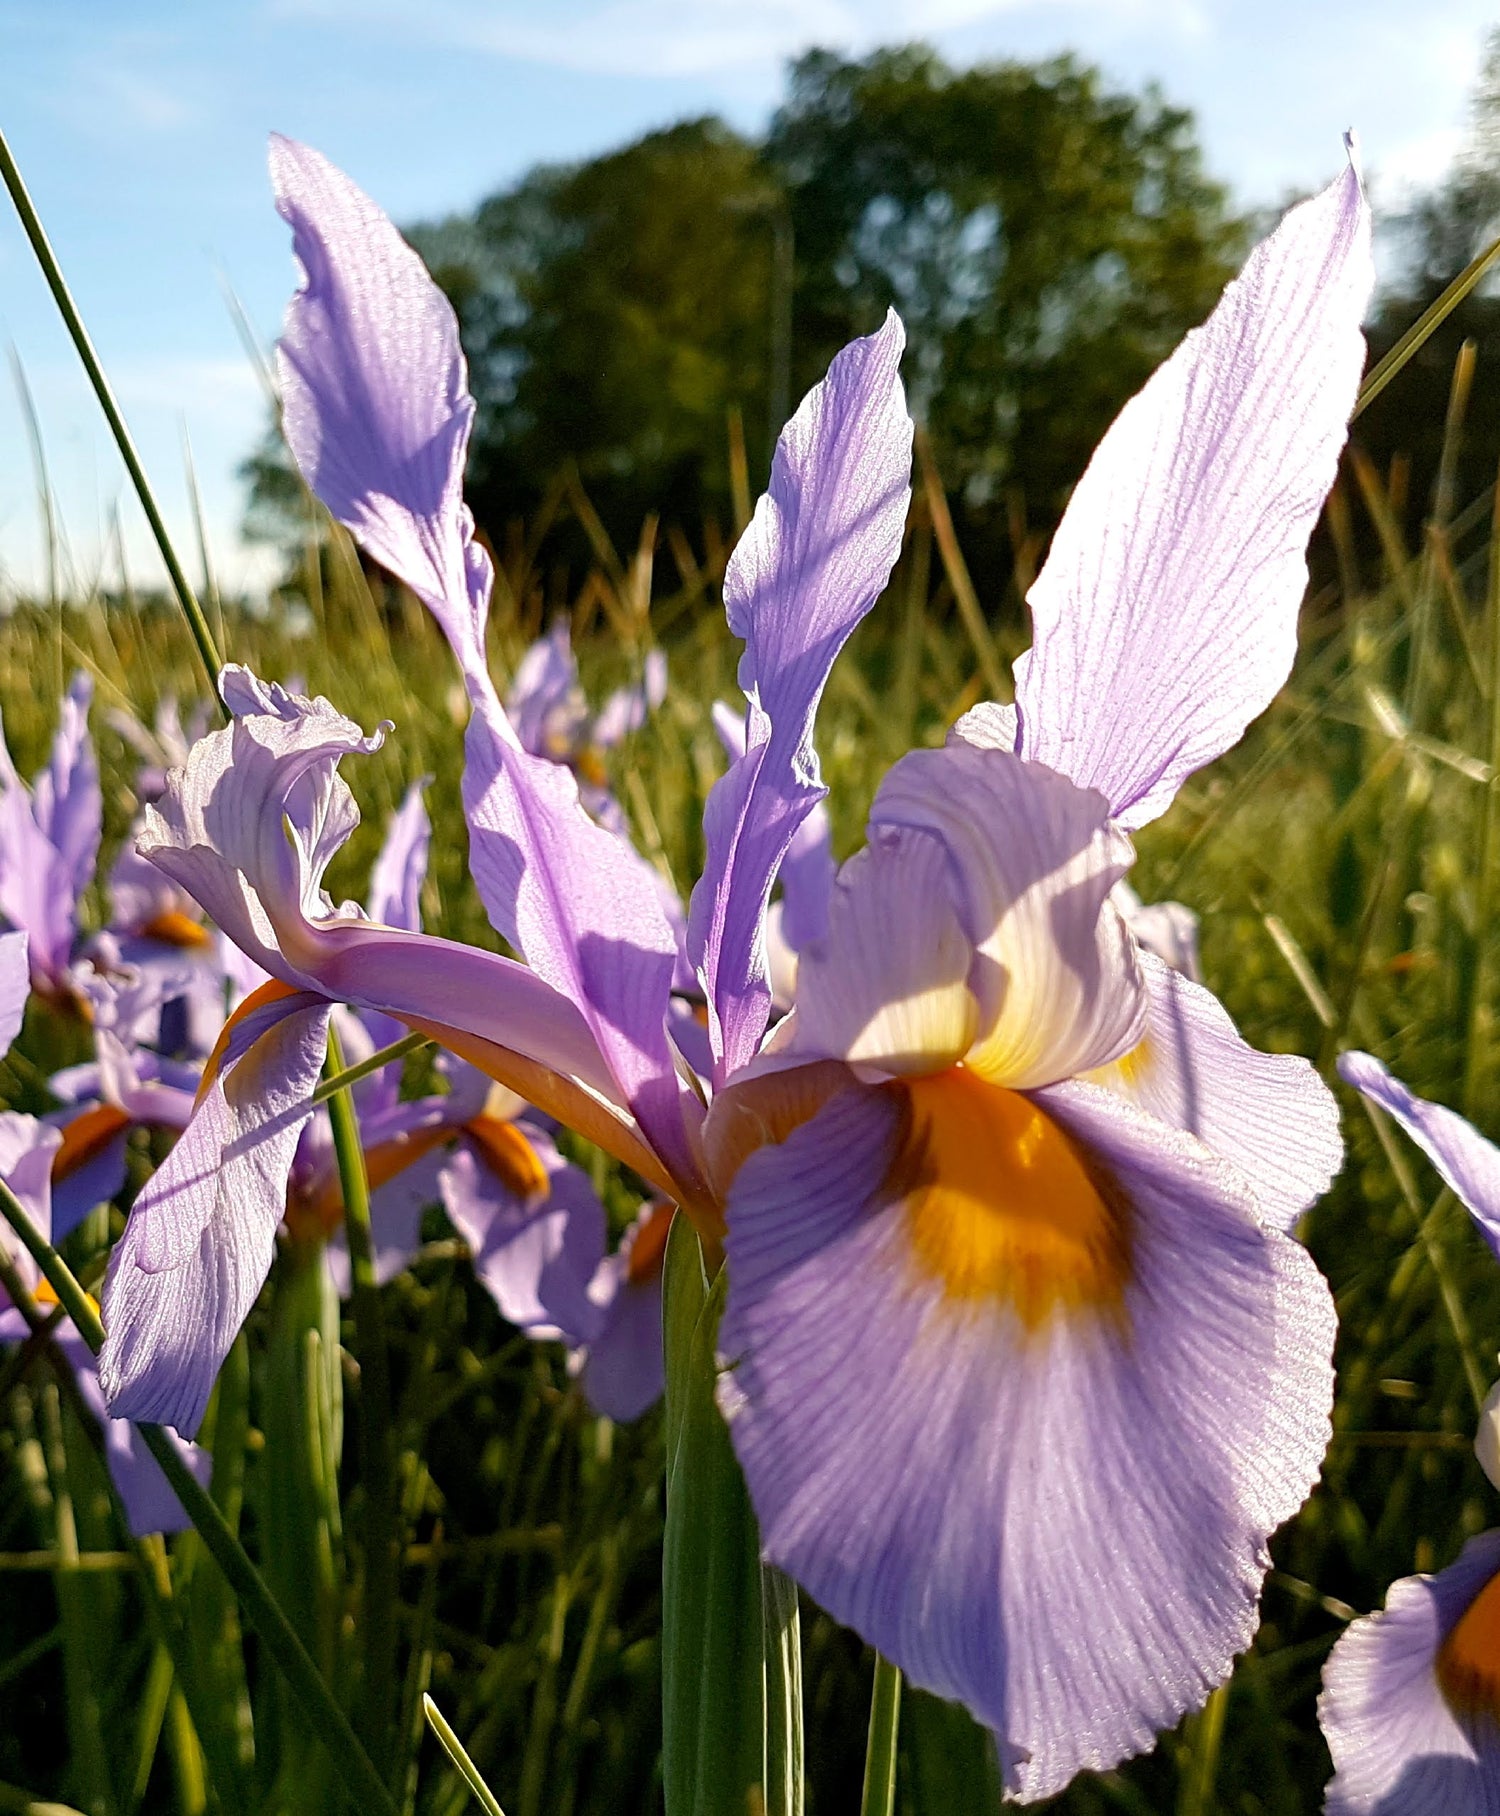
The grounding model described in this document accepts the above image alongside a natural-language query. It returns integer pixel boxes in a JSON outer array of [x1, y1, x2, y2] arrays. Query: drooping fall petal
[[717, 1075, 1334, 1799], [99, 988, 333, 1435]]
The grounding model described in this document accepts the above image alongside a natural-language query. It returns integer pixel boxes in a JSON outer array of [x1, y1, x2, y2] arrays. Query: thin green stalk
[[325, 1024, 400, 1780], [859, 1655, 902, 1816], [310, 1031, 429, 1107], [0, 1172, 398, 1816], [422, 1697, 506, 1816], [1177, 1681, 1229, 1816], [1355, 228, 1500, 419], [1465, 451, 1500, 1116], [0, 125, 225, 706]]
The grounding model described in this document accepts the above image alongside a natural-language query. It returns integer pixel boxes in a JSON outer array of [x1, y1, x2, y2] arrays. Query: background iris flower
[[1322, 1053, 1500, 1809], [96, 133, 1372, 1795]]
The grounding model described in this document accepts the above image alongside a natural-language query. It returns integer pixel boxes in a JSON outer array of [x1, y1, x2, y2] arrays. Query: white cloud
[[272, 0, 1204, 78]]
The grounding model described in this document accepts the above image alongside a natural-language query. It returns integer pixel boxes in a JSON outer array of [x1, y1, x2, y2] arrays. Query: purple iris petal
[[1320, 1529, 1500, 1813], [508, 621, 582, 756], [575, 1204, 667, 1421], [1338, 1052, 1500, 1260], [441, 1127, 606, 1343], [0, 929, 28, 1054], [271, 143, 701, 1199], [717, 1077, 1334, 1797], [1110, 952, 1343, 1234], [99, 988, 333, 1436], [272, 136, 487, 660], [66, 1343, 211, 1538], [33, 672, 102, 909], [358, 780, 432, 1110], [1013, 159, 1373, 829], [689, 311, 912, 1081], [593, 649, 668, 749]]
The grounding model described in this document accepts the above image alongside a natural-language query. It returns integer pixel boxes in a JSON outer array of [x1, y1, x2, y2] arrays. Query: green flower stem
[[310, 1030, 429, 1108], [0, 1167, 399, 1815], [325, 1024, 400, 1779], [1355, 226, 1500, 420], [859, 1655, 902, 1816], [0, 123, 225, 708]]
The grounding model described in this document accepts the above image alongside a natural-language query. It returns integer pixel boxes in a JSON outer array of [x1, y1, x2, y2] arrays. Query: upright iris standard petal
[[272, 134, 485, 660], [688, 311, 913, 1081], [716, 1077, 1334, 1799], [1338, 1052, 1500, 1259], [272, 140, 703, 1204], [1013, 159, 1373, 829], [1097, 953, 1342, 1233], [1320, 1530, 1500, 1813], [870, 744, 1146, 1089], [99, 987, 333, 1435]]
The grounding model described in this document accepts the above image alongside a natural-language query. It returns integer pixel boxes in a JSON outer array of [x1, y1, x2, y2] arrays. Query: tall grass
[[2, 357, 1500, 1813]]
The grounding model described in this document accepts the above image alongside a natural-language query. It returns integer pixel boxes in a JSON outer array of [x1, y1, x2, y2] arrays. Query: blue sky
[[0, 0, 1494, 598]]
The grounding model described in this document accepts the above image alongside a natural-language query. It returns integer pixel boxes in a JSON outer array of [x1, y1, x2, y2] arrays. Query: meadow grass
[[1, 404, 1499, 1816]]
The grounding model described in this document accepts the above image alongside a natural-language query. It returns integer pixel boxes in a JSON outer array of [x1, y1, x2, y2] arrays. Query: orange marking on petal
[[1437, 1565, 1500, 1725], [465, 1113, 549, 1202], [195, 978, 306, 1110], [626, 1199, 675, 1286], [894, 1067, 1132, 1328], [576, 748, 610, 790], [52, 1103, 133, 1184], [140, 908, 214, 951]]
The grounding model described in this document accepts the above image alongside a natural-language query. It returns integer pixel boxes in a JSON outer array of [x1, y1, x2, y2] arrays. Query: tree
[[255, 47, 1247, 601]]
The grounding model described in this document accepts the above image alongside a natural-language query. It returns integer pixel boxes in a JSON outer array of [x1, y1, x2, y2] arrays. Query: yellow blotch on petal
[[895, 1067, 1132, 1329], [1436, 1566, 1500, 1726]]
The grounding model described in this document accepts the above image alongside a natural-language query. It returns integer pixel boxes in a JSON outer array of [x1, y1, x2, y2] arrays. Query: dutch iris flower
[[1320, 1053, 1500, 1810], [97, 135, 1370, 1791], [0, 673, 101, 1000]]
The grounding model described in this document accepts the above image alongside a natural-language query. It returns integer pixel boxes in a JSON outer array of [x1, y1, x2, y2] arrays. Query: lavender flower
[[100, 134, 1371, 1792]]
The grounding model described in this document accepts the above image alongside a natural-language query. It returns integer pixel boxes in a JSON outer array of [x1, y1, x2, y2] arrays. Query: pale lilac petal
[[456, 697, 703, 1195], [139, 676, 634, 1130], [66, 1348, 211, 1538], [50, 1124, 129, 1246], [1097, 953, 1342, 1233], [1320, 1531, 1500, 1814], [99, 991, 332, 1436], [1014, 162, 1373, 828], [0, 712, 74, 986], [360, 780, 432, 1087], [271, 135, 491, 673], [508, 621, 581, 755], [593, 649, 667, 748], [441, 1129, 606, 1342], [718, 1074, 1334, 1798], [0, 929, 28, 1054], [577, 1265, 663, 1421], [871, 743, 1146, 1088], [689, 313, 913, 1080], [366, 779, 430, 934], [789, 828, 978, 1077], [1338, 1053, 1500, 1260], [271, 139, 695, 1185], [0, 1113, 63, 1294], [32, 672, 101, 907], [1112, 881, 1202, 984]]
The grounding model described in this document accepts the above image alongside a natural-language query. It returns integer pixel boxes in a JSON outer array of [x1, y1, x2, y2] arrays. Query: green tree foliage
[[766, 49, 1244, 552]]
